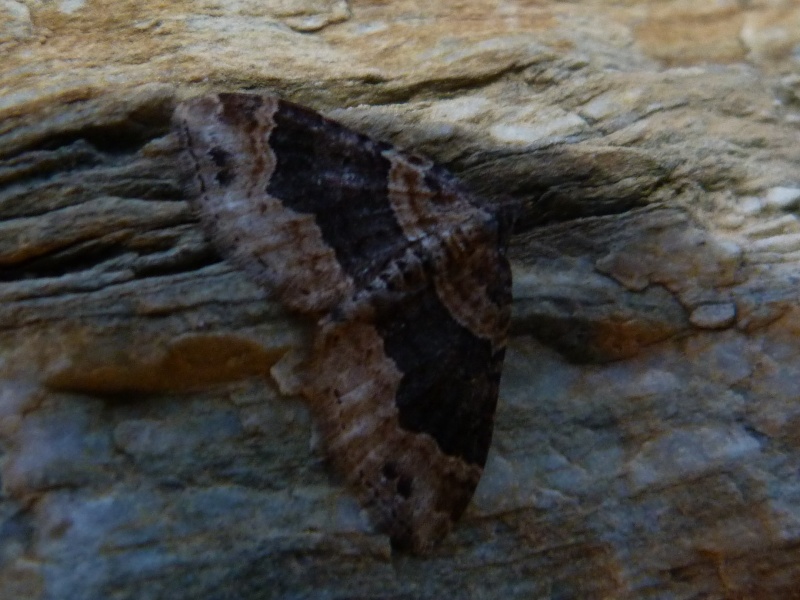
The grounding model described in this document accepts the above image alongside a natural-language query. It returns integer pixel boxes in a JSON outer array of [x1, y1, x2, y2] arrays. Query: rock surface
[[2, 1, 800, 598]]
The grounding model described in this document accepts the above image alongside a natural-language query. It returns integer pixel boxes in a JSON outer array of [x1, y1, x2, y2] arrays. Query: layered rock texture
[[2, 1, 800, 598]]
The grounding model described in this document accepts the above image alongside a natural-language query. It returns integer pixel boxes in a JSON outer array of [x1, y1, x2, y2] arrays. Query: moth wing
[[305, 223, 511, 553], [174, 93, 409, 314], [175, 93, 513, 552]]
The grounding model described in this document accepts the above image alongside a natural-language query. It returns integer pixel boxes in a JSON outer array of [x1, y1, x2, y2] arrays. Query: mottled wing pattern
[[174, 93, 512, 553], [175, 94, 403, 314]]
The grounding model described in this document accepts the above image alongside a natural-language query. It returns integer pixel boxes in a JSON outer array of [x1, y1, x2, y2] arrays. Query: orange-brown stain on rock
[[588, 317, 679, 362], [44, 333, 284, 395]]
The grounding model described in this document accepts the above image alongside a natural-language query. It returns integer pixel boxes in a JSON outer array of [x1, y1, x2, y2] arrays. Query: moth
[[173, 93, 512, 553]]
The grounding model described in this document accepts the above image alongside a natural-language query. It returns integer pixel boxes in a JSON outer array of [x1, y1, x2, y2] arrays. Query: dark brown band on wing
[[266, 100, 409, 288], [372, 277, 505, 467]]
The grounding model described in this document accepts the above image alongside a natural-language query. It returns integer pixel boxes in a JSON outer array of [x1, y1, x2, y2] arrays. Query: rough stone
[[1, 0, 800, 598]]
